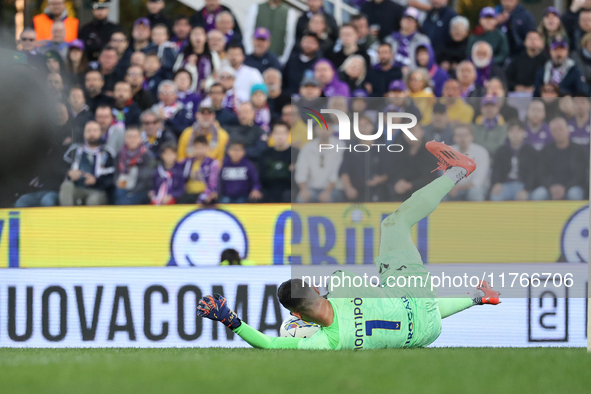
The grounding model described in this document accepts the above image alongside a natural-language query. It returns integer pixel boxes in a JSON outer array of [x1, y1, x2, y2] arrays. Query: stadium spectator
[[494, 0, 536, 58], [131, 18, 156, 53], [484, 78, 519, 121], [219, 141, 262, 203], [295, 123, 343, 203], [190, 0, 242, 36], [144, 53, 168, 101], [109, 31, 132, 78], [243, 0, 298, 64], [207, 29, 227, 62], [571, 32, 591, 92], [140, 109, 175, 157], [414, 43, 449, 97], [340, 116, 390, 203], [314, 58, 350, 97], [146, 0, 172, 34], [174, 69, 201, 118], [38, 21, 68, 59], [251, 84, 272, 134], [112, 81, 142, 127], [385, 7, 431, 70], [226, 102, 267, 162], [218, 66, 239, 112], [281, 103, 308, 149], [340, 55, 368, 94], [389, 125, 437, 201], [216, 11, 242, 46], [538, 7, 570, 52], [177, 100, 229, 162], [180, 135, 220, 204], [534, 38, 590, 96], [282, 33, 321, 96], [407, 68, 435, 125], [467, 8, 509, 67], [440, 79, 474, 124], [150, 143, 185, 205], [60, 121, 115, 206], [568, 96, 591, 151], [125, 65, 155, 111], [424, 102, 454, 142], [365, 42, 402, 97], [207, 82, 239, 127], [68, 86, 94, 142], [130, 51, 146, 68], [151, 80, 194, 139], [455, 60, 485, 97], [308, 13, 334, 55], [65, 39, 88, 86], [422, 0, 457, 56], [360, 0, 405, 41], [263, 68, 290, 120], [79, 0, 121, 62], [114, 126, 155, 205], [446, 124, 489, 201], [524, 99, 551, 151], [472, 96, 508, 158], [490, 120, 538, 201], [91, 46, 122, 94], [259, 121, 296, 203], [531, 117, 587, 200], [85, 70, 111, 112], [151, 23, 177, 72], [564, 8, 591, 52], [33, 0, 78, 43], [298, 76, 323, 103], [540, 83, 562, 120], [14, 110, 70, 207], [296, 0, 339, 43], [505, 31, 547, 93], [45, 50, 66, 81], [351, 14, 379, 64], [245, 28, 281, 74], [171, 15, 191, 52], [324, 24, 370, 70], [437, 15, 469, 72], [18, 28, 44, 69], [385, 80, 422, 122], [46, 72, 65, 102], [227, 43, 264, 104], [95, 104, 125, 153], [471, 41, 507, 88]]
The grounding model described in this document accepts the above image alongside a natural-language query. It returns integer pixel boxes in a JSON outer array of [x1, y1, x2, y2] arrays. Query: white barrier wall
[[0, 267, 586, 348]]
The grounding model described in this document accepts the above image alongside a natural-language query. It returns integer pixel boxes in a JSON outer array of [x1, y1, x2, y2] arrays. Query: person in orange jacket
[[33, 0, 79, 43]]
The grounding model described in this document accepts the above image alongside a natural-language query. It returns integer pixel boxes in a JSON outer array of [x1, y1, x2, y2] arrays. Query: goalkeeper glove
[[197, 293, 242, 329]]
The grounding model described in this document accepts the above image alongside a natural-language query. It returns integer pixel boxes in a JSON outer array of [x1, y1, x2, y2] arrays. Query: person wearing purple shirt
[[414, 43, 449, 97], [568, 96, 591, 152], [171, 16, 191, 53], [150, 144, 186, 204], [174, 69, 201, 119], [219, 141, 262, 203], [525, 99, 553, 151], [313, 59, 350, 97], [190, 0, 242, 37]]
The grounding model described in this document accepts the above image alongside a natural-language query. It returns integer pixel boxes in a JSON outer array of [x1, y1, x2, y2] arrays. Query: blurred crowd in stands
[[11, 0, 590, 207]]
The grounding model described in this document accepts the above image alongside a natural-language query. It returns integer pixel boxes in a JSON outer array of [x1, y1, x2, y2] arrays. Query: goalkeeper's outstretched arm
[[197, 293, 302, 349]]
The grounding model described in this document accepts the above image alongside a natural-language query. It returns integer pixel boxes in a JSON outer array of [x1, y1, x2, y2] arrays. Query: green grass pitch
[[0, 348, 589, 393]]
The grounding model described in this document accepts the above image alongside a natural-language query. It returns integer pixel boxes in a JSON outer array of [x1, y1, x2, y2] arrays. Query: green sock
[[438, 297, 474, 319]]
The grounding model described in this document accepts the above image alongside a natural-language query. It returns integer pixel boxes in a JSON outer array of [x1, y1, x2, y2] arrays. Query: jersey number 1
[[365, 320, 401, 336]]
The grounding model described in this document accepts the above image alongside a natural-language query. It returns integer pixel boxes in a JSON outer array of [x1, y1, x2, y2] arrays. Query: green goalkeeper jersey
[[233, 270, 442, 350]]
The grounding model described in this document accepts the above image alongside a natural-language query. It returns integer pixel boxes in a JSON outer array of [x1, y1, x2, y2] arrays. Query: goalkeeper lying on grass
[[197, 141, 500, 350]]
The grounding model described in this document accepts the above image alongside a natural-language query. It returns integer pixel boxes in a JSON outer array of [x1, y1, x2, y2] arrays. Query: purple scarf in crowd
[[201, 6, 223, 31], [118, 144, 148, 174], [391, 31, 416, 67]]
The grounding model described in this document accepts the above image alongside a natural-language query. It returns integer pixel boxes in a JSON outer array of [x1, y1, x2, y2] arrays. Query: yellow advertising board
[[0, 202, 587, 267]]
